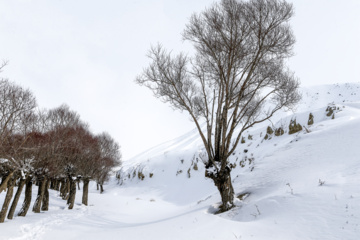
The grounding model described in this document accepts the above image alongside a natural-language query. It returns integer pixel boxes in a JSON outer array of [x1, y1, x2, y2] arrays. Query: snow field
[[1, 82, 360, 240]]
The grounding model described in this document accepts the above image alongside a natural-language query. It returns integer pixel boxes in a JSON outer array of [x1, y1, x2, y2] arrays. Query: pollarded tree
[[75, 131, 101, 206], [94, 132, 122, 194], [62, 125, 98, 208], [136, 0, 300, 211]]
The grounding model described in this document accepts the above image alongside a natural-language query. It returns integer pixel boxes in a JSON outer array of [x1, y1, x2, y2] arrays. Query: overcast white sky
[[0, 0, 359, 160]]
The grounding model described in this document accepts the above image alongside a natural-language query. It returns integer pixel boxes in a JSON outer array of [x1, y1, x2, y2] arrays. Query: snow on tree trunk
[[206, 165, 235, 212], [18, 177, 32, 217], [7, 177, 25, 219], [215, 172, 234, 212]]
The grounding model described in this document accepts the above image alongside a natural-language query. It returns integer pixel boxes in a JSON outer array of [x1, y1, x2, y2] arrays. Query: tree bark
[[7, 177, 25, 219], [41, 179, 51, 211], [18, 177, 32, 217], [0, 171, 14, 194], [61, 179, 70, 200], [206, 166, 234, 212], [67, 177, 76, 209], [96, 183, 99, 191], [55, 179, 60, 191], [59, 179, 65, 198], [64, 180, 70, 200], [100, 184, 104, 194], [82, 178, 89, 206], [32, 176, 47, 213], [0, 177, 15, 223]]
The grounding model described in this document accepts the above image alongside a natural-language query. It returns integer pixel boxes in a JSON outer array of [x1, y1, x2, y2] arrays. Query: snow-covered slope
[[1, 83, 360, 240]]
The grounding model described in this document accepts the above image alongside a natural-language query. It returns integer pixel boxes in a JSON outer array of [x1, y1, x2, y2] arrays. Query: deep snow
[[1, 83, 360, 240]]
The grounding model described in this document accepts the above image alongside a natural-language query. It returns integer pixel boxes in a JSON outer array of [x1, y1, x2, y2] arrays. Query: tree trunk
[[82, 179, 89, 206], [0, 177, 15, 223], [55, 179, 60, 191], [61, 179, 70, 200], [18, 177, 32, 217], [7, 177, 26, 219], [41, 179, 51, 211], [100, 184, 104, 194], [50, 178, 55, 190], [206, 166, 234, 212], [67, 177, 76, 209], [64, 180, 70, 200], [59, 179, 66, 198], [32, 176, 47, 213], [96, 183, 99, 191], [0, 171, 14, 194]]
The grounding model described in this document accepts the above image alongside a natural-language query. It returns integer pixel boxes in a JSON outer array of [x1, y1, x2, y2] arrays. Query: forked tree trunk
[[32, 176, 47, 213], [41, 179, 51, 211], [82, 178, 90, 206], [0, 177, 15, 223], [18, 177, 32, 217], [7, 177, 26, 219], [206, 166, 234, 212], [67, 177, 76, 209]]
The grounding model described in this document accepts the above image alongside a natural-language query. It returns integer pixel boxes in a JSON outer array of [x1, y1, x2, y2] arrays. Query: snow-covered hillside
[[1, 83, 360, 240]]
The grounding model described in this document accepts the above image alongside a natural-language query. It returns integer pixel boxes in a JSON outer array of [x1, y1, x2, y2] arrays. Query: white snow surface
[[1, 82, 360, 240]]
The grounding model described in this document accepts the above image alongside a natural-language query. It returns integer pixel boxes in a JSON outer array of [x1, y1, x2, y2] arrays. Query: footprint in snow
[[9, 206, 88, 240]]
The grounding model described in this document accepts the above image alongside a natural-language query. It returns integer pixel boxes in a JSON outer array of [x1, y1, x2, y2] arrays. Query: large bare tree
[[0, 80, 37, 145], [136, 0, 300, 211]]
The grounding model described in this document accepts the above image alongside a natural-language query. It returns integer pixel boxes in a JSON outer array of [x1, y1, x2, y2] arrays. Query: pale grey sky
[[0, 0, 359, 159]]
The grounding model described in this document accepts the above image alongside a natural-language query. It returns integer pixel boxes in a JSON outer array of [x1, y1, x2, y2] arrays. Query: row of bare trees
[[0, 71, 121, 223]]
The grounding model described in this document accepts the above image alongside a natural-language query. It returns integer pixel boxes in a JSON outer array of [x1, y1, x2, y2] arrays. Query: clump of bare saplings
[[0, 77, 122, 223]]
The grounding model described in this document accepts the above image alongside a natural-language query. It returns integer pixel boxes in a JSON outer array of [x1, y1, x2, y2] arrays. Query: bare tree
[[136, 0, 300, 211], [94, 132, 121, 195], [0, 79, 37, 145]]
